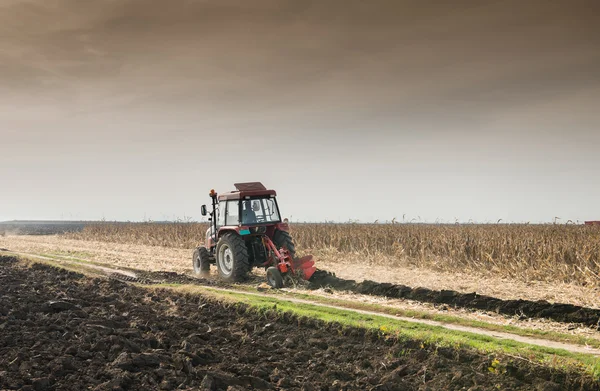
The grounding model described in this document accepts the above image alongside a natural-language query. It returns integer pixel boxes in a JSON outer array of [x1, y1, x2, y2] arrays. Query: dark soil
[[308, 270, 600, 328], [0, 256, 597, 391]]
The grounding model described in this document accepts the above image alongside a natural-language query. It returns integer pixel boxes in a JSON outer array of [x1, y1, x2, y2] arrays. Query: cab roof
[[217, 182, 277, 201]]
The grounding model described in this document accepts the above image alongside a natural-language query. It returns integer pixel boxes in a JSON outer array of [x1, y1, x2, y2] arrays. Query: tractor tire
[[193, 247, 212, 275], [216, 233, 250, 282], [273, 230, 296, 259], [266, 266, 284, 289]]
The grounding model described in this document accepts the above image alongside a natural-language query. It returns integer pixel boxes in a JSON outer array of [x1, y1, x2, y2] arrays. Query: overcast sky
[[1, 0, 599, 223]]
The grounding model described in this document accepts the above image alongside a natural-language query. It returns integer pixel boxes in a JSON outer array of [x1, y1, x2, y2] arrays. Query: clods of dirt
[[257, 282, 272, 291], [1, 256, 597, 390]]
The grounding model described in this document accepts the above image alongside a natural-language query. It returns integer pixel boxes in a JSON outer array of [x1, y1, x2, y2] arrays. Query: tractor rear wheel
[[273, 230, 296, 259], [193, 247, 212, 275], [266, 266, 284, 288], [216, 233, 250, 282]]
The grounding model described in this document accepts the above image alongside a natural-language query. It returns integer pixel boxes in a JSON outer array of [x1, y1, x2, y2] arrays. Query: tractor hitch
[[262, 236, 316, 287]]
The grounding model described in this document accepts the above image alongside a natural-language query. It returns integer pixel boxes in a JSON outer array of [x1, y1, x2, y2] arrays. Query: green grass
[[155, 284, 600, 379], [40, 252, 107, 267], [46, 249, 95, 259], [36, 252, 140, 275], [16, 256, 101, 277]]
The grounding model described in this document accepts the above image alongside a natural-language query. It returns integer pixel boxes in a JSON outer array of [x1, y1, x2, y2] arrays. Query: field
[[1, 256, 599, 391], [3, 222, 600, 390], [67, 222, 600, 286]]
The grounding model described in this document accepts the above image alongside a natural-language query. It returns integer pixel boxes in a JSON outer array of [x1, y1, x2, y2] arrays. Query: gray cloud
[[3, 1, 599, 114]]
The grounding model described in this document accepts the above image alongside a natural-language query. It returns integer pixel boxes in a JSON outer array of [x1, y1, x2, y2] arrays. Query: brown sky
[[1, 0, 599, 222]]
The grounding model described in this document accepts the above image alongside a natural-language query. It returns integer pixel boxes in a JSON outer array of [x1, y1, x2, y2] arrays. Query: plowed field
[[1, 256, 597, 391]]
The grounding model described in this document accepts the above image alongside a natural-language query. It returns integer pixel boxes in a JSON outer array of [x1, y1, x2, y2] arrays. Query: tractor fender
[[275, 222, 290, 232], [217, 227, 243, 238]]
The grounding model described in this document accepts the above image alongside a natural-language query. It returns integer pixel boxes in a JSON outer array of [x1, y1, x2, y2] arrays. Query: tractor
[[192, 182, 316, 288]]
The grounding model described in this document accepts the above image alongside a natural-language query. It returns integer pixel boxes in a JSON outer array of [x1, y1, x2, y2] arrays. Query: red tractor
[[193, 182, 316, 288]]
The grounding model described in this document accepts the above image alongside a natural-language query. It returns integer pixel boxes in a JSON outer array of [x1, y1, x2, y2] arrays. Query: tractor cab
[[217, 195, 281, 228]]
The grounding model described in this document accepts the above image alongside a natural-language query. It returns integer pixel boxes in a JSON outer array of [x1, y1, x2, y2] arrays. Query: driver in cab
[[242, 200, 260, 224]]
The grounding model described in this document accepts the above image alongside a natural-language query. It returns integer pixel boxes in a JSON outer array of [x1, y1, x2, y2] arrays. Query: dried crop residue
[[0, 256, 597, 391], [0, 234, 193, 273]]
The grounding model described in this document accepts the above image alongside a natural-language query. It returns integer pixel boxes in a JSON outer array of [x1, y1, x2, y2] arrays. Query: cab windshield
[[241, 197, 281, 225]]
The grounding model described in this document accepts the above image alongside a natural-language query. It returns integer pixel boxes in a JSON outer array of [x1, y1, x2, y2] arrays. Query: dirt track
[[309, 271, 600, 328], [1, 256, 596, 391]]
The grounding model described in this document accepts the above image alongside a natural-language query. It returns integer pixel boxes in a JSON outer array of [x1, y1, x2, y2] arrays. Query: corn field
[[67, 222, 600, 286]]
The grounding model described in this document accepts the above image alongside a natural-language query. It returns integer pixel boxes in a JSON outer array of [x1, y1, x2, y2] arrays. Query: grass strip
[[39, 252, 111, 267]]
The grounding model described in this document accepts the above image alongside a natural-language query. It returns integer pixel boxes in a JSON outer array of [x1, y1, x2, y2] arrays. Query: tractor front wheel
[[193, 247, 212, 275], [266, 266, 284, 288], [216, 233, 250, 282]]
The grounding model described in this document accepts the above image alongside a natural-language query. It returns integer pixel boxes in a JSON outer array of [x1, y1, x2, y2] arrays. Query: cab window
[[217, 201, 226, 227], [241, 197, 281, 225], [225, 200, 240, 226]]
